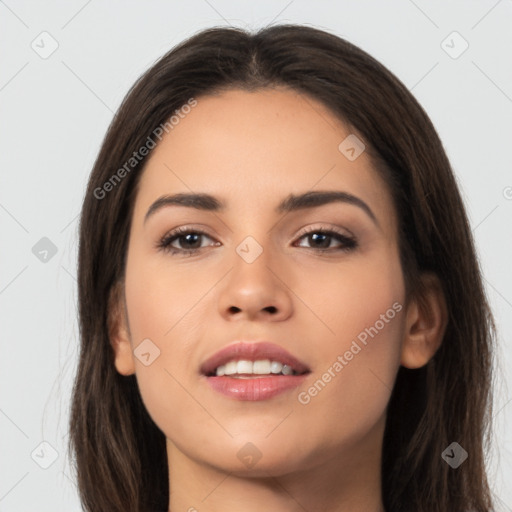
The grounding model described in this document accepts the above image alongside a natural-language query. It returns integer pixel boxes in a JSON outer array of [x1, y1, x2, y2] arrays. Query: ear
[[400, 272, 448, 369], [108, 280, 136, 376]]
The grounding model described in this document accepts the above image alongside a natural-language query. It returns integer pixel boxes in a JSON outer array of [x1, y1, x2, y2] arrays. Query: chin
[[210, 451, 308, 478], [194, 433, 320, 477]]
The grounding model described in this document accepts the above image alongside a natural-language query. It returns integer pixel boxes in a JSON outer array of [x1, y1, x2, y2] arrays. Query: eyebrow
[[144, 190, 379, 227]]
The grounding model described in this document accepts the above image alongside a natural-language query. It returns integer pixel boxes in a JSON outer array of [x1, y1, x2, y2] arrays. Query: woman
[[69, 24, 495, 512]]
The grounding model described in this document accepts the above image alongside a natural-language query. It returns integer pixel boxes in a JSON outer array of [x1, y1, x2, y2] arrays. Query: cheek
[[294, 243, 405, 353], [303, 301, 404, 410], [294, 250, 405, 429], [123, 251, 215, 342], [122, 253, 220, 440]]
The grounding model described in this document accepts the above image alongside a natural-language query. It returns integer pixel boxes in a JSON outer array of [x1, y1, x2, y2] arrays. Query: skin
[[110, 88, 447, 512]]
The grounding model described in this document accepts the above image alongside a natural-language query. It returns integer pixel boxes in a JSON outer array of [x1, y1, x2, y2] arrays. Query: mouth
[[200, 341, 311, 401]]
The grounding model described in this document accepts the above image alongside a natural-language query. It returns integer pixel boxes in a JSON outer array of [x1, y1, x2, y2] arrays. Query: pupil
[[182, 234, 200, 248], [310, 233, 330, 248]]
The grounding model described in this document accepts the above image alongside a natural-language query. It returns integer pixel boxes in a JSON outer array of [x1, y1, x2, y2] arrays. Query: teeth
[[224, 361, 237, 375], [282, 364, 293, 375], [253, 360, 271, 374], [237, 360, 253, 374], [270, 361, 283, 374], [214, 359, 297, 377]]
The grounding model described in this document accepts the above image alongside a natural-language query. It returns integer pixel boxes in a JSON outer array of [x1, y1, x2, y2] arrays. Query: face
[[113, 87, 410, 477]]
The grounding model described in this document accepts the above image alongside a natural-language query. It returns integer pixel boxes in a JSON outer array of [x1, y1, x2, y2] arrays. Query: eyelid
[[294, 222, 354, 239], [160, 223, 215, 239], [157, 224, 217, 248]]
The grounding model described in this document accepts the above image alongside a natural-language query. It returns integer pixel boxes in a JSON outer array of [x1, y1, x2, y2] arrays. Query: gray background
[[1, 0, 511, 510]]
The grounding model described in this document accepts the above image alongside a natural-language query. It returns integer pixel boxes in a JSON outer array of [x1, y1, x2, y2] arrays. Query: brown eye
[[157, 228, 218, 255], [295, 229, 358, 252]]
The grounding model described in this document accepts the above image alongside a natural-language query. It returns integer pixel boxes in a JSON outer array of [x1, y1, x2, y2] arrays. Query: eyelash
[[156, 225, 358, 256]]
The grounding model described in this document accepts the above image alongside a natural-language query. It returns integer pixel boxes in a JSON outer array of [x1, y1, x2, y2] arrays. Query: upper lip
[[200, 341, 311, 376]]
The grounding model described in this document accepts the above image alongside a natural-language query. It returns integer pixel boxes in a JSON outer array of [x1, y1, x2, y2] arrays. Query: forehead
[[134, 88, 396, 231]]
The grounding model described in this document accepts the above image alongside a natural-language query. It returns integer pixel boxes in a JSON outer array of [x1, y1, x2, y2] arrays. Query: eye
[[156, 227, 218, 256], [294, 227, 358, 252]]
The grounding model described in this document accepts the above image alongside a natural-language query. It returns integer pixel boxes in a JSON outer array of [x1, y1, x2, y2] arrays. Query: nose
[[217, 244, 293, 322]]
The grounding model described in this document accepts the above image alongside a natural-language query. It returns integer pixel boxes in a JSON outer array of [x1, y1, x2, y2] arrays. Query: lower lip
[[205, 374, 308, 401]]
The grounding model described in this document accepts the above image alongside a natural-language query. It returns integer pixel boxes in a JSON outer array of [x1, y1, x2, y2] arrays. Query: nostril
[[227, 305, 277, 314]]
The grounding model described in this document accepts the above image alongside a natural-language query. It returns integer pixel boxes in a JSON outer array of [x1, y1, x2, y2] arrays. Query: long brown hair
[[69, 24, 496, 512]]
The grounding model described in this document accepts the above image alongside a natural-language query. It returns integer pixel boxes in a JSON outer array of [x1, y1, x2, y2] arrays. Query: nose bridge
[[216, 232, 293, 321], [231, 233, 279, 295]]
